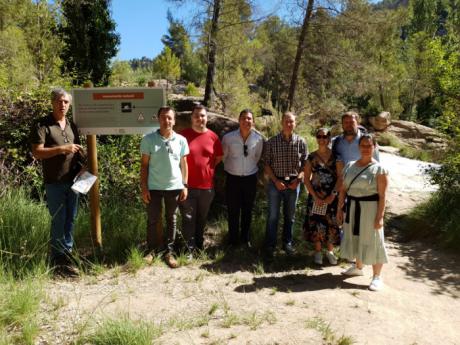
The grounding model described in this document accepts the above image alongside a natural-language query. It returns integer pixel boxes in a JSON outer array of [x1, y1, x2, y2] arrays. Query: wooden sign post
[[83, 82, 102, 251], [73, 85, 165, 253]]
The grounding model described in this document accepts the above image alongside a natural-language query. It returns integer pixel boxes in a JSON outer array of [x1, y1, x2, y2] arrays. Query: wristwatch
[[183, 183, 188, 188]]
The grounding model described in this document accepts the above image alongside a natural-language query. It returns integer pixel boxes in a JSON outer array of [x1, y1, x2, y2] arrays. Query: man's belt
[[345, 194, 380, 236], [275, 176, 298, 183]]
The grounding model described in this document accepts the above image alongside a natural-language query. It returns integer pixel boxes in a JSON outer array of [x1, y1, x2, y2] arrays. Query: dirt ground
[[37, 152, 459, 345]]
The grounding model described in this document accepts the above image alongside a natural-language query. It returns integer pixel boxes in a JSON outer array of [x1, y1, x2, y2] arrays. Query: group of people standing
[[31, 88, 389, 291]]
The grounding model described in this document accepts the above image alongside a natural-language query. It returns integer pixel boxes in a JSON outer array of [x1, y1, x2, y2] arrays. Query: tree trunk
[[204, 0, 221, 108], [287, 0, 314, 111]]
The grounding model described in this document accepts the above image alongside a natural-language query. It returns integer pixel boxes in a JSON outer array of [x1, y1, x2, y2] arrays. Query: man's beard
[[343, 128, 358, 136]]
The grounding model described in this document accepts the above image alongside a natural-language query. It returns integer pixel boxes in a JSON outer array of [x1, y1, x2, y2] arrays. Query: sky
[[110, 0, 287, 61], [111, 0, 380, 61]]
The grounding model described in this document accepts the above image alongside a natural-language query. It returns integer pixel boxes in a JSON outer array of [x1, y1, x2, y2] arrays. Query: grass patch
[[398, 146, 432, 162], [167, 313, 211, 331], [125, 247, 145, 274], [0, 275, 44, 345], [376, 132, 404, 148], [306, 317, 355, 345], [78, 317, 163, 345], [404, 189, 460, 250], [221, 310, 276, 330]]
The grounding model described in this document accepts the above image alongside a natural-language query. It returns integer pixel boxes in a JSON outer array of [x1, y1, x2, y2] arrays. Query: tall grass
[[405, 189, 460, 250], [73, 197, 147, 263], [0, 272, 44, 345], [0, 189, 49, 275]]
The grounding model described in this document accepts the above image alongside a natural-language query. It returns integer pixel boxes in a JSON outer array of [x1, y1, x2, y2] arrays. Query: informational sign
[[72, 87, 166, 135]]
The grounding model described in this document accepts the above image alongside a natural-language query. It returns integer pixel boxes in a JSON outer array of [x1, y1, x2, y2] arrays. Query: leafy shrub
[[428, 150, 460, 191], [406, 144, 460, 249], [184, 82, 200, 96]]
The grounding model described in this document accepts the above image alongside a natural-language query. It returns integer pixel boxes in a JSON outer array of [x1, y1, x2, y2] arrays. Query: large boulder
[[369, 111, 391, 131], [174, 111, 239, 138]]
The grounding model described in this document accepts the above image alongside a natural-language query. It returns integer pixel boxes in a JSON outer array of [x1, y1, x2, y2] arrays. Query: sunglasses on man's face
[[243, 144, 248, 157], [316, 135, 329, 139]]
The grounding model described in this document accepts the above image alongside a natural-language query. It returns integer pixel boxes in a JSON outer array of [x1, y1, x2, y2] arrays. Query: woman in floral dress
[[303, 128, 343, 265]]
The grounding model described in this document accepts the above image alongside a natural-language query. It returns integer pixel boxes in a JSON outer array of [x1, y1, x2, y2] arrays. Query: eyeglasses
[[243, 144, 248, 157], [316, 135, 329, 139], [164, 141, 173, 154], [61, 130, 69, 143]]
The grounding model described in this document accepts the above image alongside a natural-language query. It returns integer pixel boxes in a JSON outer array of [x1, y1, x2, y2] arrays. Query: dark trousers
[[180, 188, 215, 251], [146, 189, 181, 253], [225, 172, 257, 245]]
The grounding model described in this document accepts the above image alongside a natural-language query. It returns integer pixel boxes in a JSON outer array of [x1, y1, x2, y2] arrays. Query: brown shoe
[[164, 253, 178, 268], [54, 264, 80, 278], [143, 253, 154, 265]]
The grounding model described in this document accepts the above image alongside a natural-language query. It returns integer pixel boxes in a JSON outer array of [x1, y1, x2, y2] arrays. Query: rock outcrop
[[369, 111, 391, 131], [387, 120, 448, 150]]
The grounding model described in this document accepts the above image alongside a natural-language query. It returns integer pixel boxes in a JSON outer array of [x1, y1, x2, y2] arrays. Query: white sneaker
[[325, 251, 338, 265], [341, 265, 364, 276], [314, 252, 323, 265], [369, 276, 384, 291]]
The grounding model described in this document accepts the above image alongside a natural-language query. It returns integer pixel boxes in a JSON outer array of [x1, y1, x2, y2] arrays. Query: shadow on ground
[[200, 244, 330, 274], [387, 215, 460, 298], [233, 272, 368, 293]]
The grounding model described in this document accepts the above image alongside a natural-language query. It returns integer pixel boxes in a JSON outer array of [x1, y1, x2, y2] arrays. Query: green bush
[[428, 150, 460, 191], [96, 135, 142, 201], [184, 82, 200, 96]]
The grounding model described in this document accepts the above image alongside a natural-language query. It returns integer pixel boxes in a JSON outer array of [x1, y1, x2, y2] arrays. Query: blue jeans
[[45, 183, 79, 260], [265, 181, 300, 250]]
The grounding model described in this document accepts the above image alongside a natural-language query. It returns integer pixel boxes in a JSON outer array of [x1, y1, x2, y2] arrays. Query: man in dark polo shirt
[[30, 88, 85, 276]]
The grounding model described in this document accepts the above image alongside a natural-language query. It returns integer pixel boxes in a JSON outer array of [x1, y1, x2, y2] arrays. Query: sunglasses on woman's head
[[316, 135, 329, 139]]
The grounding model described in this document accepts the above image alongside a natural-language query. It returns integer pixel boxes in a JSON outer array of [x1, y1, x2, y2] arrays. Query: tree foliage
[[152, 46, 181, 86], [59, 0, 120, 86]]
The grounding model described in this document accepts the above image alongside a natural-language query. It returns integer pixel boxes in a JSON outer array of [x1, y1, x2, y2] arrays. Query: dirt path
[[38, 152, 459, 345]]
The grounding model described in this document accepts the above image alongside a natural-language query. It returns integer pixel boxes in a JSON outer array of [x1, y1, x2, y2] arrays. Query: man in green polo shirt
[[140, 106, 189, 268], [30, 88, 85, 277]]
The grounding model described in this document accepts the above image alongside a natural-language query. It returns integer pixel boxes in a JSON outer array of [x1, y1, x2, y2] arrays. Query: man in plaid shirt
[[263, 112, 308, 259]]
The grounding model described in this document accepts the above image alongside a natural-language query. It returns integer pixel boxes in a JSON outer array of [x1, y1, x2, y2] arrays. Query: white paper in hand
[[71, 172, 97, 194]]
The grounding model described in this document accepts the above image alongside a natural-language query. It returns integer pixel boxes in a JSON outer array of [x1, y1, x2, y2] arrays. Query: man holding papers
[[30, 88, 85, 277]]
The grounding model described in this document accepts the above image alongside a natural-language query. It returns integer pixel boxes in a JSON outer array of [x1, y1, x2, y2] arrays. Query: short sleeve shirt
[[29, 114, 82, 183], [140, 130, 189, 190], [343, 161, 389, 197], [222, 129, 264, 176], [332, 130, 380, 164], [263, 132, 308, 178], [180, 128, 223, 189]]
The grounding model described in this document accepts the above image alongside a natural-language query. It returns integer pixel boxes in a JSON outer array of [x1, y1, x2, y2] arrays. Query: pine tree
[[59, 0, 120, 86]]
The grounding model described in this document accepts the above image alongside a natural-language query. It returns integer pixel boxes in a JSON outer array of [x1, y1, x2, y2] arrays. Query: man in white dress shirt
[[222, 109, 264, 248]]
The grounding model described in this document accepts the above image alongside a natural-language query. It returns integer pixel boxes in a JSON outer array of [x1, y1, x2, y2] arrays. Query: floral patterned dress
[[303, 151, 341, 245]]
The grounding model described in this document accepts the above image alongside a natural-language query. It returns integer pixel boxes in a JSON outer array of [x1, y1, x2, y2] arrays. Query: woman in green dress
[[337, 134, 389, 291]]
